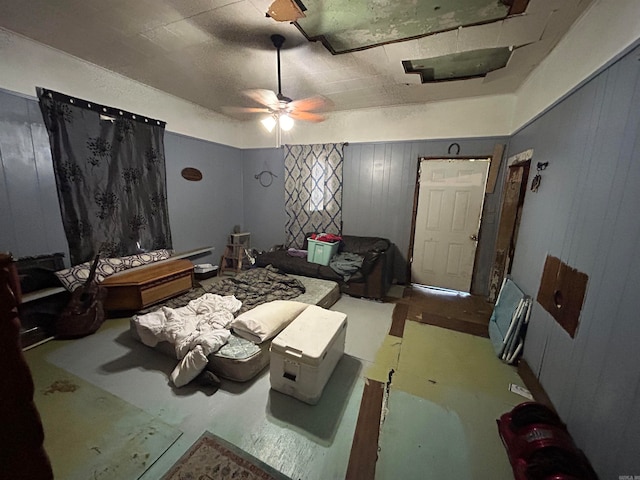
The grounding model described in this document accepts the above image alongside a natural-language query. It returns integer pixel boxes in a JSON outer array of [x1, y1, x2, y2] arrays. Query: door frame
[[407, 155, 491, 291], [487, 151, 532, 302]]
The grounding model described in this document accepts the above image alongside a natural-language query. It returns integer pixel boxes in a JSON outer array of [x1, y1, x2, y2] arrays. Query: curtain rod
[[36, 87, 166, 128], [281, 142, 350, 148]]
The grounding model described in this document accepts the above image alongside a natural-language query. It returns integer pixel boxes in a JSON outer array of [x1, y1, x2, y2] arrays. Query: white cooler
[[270, 305, 347, 405]]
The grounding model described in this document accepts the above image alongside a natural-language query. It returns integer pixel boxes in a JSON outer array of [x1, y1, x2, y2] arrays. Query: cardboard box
[[270, 305, 347, 405]]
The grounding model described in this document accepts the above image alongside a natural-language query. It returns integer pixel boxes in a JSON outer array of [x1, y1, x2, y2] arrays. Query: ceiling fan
[[225, 34, 331, 135]]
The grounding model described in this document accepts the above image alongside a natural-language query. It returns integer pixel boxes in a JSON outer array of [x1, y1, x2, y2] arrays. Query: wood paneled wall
[[508, 44, 640, 477], [2, 86, 508, 294], [242, 138, 508, 290], [0, 89, 243, 267], [163, 132, 244, 265], [343, 139, 508, 289], [0, 90, 68, 262], [241, 148, 288, 252]]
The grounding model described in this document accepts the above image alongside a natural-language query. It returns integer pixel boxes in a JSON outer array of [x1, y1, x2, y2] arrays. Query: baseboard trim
[[517, 358, 557, 413]]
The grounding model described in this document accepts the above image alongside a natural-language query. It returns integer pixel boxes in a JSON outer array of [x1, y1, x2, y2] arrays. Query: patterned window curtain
[[284, 143, 344, 248], [37, 88, 172, 265]]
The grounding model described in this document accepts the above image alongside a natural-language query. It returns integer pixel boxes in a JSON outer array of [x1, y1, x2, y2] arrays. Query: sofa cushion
[[257, 251, 343, 282], [302, 234, 390, 255], [341, 236, 390, 255]]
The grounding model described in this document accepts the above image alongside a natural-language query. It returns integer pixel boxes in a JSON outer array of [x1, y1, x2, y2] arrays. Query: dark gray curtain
[[37, 88, 172, 265]]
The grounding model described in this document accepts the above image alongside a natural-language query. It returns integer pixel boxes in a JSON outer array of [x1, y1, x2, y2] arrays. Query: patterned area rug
[[162, 432, 292, 480]]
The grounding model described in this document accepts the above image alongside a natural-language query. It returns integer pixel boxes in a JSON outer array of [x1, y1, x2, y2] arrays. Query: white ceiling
[[0, 0, 593, 121]]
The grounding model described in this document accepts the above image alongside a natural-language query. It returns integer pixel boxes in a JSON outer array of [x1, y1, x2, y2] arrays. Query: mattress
[[130, 274, 340, 382]]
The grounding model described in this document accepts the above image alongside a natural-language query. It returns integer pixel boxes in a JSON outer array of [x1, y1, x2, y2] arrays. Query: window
[[309, 157, 325, 211]]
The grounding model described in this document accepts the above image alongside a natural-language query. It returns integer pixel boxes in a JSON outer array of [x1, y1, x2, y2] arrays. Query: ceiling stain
[[295, 0, 517, 54]]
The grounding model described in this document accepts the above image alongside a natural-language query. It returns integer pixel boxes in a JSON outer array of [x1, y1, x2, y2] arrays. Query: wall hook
[[531, 161, 549, 192], [255, 170, 277, 187]]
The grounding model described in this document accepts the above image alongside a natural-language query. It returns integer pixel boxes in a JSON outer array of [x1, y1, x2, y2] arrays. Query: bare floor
[[23, 284, 530, 479]]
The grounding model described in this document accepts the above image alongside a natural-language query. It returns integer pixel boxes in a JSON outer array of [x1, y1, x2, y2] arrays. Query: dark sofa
[[255, 235, 394, 300]]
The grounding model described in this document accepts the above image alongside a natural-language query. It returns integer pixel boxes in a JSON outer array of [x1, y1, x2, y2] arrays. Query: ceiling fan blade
[[222, 106, 272, 114], [289, 95, 332, 112], [243, 89, 280, 109], [289, 110, 326, 123]]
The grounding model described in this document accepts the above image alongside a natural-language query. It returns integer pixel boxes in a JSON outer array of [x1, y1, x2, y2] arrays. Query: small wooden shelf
[[220, 234, 250, 275], [220, 244, 244, 275], [21, 286, 66, 304]]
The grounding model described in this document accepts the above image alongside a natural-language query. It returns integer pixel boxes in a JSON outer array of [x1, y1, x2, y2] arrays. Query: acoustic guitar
[[56, 255, 107, 339]]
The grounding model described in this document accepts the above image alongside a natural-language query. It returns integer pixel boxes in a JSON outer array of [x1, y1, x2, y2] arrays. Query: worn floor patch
[[331, 295, 394, 363], [363, 334, 402, 383], [377, 389, 471, 479], [392, 320, 523, 399], [382, 320, 527, 478], [24, 342, 181, 480]]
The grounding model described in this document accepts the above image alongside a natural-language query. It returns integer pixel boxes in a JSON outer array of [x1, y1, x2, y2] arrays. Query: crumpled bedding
[[138, 266, 306, 316], [132, 267, 306, 387], [133, 293, 241, 387]]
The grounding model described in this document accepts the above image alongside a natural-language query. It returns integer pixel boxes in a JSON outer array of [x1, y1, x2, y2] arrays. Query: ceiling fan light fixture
[[232, 33, 327, 139], [279, 114, 294, 131], [261, 115, 277, 132]]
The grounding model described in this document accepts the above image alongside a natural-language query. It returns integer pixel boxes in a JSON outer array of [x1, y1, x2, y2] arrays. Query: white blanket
[[133, 293, 242, 387]]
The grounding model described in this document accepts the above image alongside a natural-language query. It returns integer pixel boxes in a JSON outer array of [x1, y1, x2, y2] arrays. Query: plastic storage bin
[[307, 238, 339, 266], [270, 305, 347, 404]]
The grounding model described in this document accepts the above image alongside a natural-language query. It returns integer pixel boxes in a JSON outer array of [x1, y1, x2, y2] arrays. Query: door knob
[[470, 234, 478, 241]]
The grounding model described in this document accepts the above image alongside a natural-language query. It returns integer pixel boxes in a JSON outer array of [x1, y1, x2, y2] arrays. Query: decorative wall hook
[[255, 170, 277, 187], [531, 161, 549, 192]]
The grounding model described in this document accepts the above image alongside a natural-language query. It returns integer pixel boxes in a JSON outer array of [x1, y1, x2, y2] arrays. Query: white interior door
[[411, 159, 490, 292]]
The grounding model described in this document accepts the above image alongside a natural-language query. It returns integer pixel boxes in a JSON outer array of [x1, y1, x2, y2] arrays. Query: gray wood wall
[[507, 44, 640, 477], [0, 86, 507, 294], [242, 138, 509, 291], [0, 90, 69, 262], [241, 147, 288, 252], [3, 43, 639, 477], [0, 89, 243, 267], [343, 139, 507, 291]]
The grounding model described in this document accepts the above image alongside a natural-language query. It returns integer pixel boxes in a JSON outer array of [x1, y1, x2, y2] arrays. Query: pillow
[[230, 300, 310, 344], [55, 257, 128, 291], [54, 249, 172, 291], [120, 249, 172, 269]]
